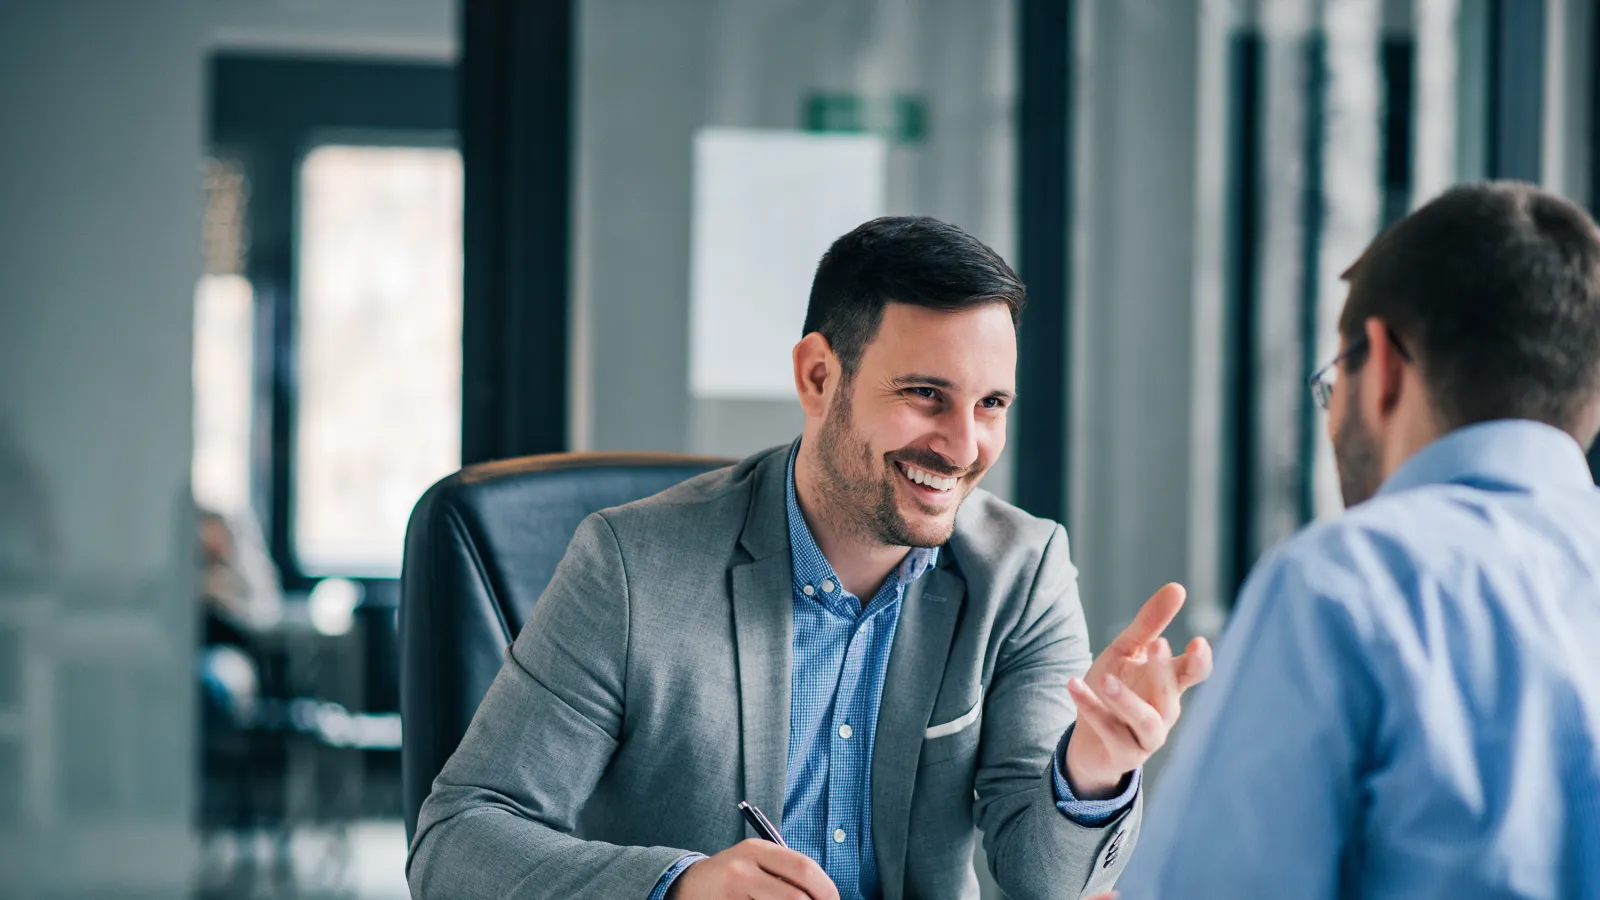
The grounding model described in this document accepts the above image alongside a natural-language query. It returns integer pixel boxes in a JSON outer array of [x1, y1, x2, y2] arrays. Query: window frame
[[208, 54, 456, 591]]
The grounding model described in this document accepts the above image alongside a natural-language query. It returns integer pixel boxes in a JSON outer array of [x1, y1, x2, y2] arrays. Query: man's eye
[[981, 397, 1007, 410], [908, 387, 938, 400]]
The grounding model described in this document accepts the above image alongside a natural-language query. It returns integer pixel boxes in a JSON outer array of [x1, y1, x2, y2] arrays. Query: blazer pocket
[[919, 688, 983, 767], [924, 687, 983, 740]]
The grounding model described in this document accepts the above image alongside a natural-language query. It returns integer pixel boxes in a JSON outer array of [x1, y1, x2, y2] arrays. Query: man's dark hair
[[1341, 181, 1600, 445], [803, 216, 1026, 376]]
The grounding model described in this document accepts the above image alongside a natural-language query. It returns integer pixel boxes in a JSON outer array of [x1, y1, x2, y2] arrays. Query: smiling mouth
[[896, 461, 959, 493]]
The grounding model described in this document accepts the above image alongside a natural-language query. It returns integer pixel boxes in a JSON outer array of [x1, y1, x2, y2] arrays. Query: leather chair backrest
[[399, 452, 731, 839]]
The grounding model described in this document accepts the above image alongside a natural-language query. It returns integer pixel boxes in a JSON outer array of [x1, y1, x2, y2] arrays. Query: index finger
[[751, 841, 840, 900], [1110, 582, 1187, 652]]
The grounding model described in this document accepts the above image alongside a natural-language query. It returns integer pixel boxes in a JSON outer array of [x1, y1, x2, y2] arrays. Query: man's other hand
[[666, 839, 839, 900], [1064, 583, 1214, 798]]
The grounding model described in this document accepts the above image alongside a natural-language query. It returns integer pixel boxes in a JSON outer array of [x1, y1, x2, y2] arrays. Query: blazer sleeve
[[406, 513, 694, 900], [975, 524, 1143, 900]]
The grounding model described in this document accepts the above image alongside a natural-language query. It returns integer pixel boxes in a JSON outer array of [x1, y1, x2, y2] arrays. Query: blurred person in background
[[1117, 182, 1600, 900], [198, 507, 283, 731], [199, 507, 283, 639], [409, 217, 1212, 900]]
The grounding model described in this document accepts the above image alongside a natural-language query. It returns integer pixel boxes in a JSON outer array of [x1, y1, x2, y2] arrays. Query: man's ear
[[1361, 317, 1407, 423], [793, 332, 837, 418]]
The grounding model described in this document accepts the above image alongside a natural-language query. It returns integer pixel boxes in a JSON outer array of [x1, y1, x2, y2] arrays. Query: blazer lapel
[[872, 562, 966, 899], [730, 448, 795, 831]]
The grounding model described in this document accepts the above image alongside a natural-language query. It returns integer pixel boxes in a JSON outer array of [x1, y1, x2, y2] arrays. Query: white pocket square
[[924, 687, 984, 739]]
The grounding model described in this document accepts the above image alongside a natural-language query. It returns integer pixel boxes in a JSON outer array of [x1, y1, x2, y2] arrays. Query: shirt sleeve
[[1051, 723, 1142, 825], [1112, 538, 1385, 900], [645, 854, 705, 900]]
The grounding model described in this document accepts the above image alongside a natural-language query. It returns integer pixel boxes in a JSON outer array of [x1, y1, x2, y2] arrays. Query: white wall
[[0, 2, 206, 895], [0, 2, 456, 895], [574, 0, 1019, 500], [1070, 0, 1224, 650]]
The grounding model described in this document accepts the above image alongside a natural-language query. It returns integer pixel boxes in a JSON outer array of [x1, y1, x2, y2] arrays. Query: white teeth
[[902, 464, 955, 491]]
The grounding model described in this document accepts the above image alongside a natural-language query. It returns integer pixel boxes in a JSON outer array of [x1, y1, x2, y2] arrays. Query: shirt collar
[[1377, 419, 1595, 498], [784, 440, 939, 597]]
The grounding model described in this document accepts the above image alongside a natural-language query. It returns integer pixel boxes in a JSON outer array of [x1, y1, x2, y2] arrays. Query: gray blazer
[[408, 445, 1138, 900]]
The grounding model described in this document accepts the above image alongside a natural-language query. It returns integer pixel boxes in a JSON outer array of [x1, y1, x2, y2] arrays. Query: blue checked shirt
[[650, 442, 1137, 899], [1119, 420, 1600, 899]]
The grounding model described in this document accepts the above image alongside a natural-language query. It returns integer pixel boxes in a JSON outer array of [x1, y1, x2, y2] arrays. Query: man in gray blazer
[[408, 217, 1212, 900]]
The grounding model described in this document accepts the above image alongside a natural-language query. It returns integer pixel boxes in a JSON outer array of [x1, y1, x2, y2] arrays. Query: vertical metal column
[[1016, 0, 1073, 523], [460, 0, 575, 463]]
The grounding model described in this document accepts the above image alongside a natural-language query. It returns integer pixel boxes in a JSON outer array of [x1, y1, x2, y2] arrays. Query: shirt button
[[802, 584, 815, 596], [821, 579, 835, 593], [838, 724, 853, 739], [833, 829, 847, 843]]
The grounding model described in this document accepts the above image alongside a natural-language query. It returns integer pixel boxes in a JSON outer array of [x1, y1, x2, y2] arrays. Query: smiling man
[[407, 217, 1212, 900]]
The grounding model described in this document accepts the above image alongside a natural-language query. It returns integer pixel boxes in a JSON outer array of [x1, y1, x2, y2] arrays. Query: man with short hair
[[408, 217, 1213, 900], [1117, 181, 1600, 899]]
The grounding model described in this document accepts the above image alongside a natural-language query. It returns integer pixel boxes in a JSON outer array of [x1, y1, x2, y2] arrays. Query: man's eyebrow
[[891, 374, 957, 391], [890, 374, 1017, 401]]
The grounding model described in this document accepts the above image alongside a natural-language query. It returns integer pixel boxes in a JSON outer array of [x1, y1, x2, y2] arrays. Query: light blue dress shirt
[[778, 446, 938, 899], [1119, 420, 1600, 900], [651, 442, 1136, 899]]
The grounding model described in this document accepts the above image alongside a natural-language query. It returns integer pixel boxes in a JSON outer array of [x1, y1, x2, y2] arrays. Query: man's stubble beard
[[1333, 377, 1384, 508], [813, 383, 966, 549]]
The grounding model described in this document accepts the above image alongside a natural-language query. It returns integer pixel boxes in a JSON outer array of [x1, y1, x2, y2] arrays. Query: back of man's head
[[1341, 181, 1600, 447]]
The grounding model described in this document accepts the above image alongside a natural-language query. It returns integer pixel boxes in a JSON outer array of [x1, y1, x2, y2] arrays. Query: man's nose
[[929, 408, 980, 472]]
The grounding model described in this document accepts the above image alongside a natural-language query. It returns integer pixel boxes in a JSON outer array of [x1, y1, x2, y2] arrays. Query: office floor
[[196, 820, 409, 899]]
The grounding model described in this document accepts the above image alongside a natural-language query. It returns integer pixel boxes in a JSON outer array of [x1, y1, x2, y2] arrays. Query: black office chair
[[398, 452, 732, 840]]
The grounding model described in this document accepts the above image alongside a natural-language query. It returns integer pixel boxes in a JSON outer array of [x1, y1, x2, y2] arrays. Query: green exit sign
[[803, 93, 927, 144]]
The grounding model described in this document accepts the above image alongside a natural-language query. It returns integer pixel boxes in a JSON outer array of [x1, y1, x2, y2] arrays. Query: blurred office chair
[[398, 452, 732, 840]]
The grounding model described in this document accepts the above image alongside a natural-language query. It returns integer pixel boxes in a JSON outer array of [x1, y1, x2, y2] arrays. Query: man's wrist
[[1066, 755, 1132, 799], [1069, 767, 1132, 800], [1054, 724, 1141, 826], [653, 854, 704, 900], [1062, 728, 1132, 800]]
